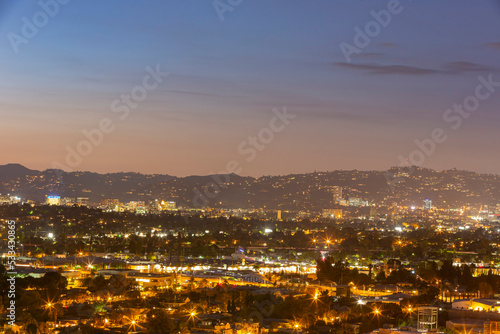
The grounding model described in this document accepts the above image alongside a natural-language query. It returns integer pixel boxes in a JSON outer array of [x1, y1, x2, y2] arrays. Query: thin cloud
[[334, 62, 437, 75], [379, 42, 397, 48], [335, 61, 493, 76], [443, 61, 492, 74], [353, 52, 384, 59], [165, 89, 240, 99], [485, 42, 500, 50]]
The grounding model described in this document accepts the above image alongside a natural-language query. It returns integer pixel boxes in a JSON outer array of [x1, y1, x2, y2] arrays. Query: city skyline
[[1, 0, 500, 177], [2, 2, 500, 331], [1, 162, 499, 211], [2, 161, 500, 179]]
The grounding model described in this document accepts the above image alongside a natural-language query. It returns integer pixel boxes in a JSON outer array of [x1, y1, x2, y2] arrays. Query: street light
[[325, 238, 331, 252], [189, 310, 198, 322], [45, 301, 56, 323]]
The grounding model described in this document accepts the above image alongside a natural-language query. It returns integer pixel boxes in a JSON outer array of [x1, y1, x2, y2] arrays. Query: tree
[[46, 302, 64, 323], [199, 278, 209, 289], [18, 290, 43, 312], [439, 260, 459, 283], [316, 258, 348, 283], [375, 271, 386, 283], [479, 282, 494, 298], [146, 309, 175, 333], [42, 271, 68, 292], [418, 285, 440, 304], [386, 268, 416, 284], [26, 323, 38, 334], [88, 275, 108, 292], [416, 261, 438, 283]]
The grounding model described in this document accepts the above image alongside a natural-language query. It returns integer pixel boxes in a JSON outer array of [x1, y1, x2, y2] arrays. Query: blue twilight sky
[[0, 0, 499, 176]]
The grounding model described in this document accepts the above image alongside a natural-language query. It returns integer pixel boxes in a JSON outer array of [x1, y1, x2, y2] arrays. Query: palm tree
[[187, 276, 196, 291], [176, 321, 191, 334], [199, 278, 209, 289]]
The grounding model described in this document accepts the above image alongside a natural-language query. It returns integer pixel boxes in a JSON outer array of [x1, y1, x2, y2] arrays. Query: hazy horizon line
[[2, 162, 499, 179]]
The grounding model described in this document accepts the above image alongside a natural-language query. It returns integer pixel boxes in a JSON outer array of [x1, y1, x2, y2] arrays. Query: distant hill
[[0, 163, 38, 182], [0, 164, 499, 209]]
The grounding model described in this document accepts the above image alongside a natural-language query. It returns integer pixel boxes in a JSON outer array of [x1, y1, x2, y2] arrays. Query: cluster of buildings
[[42, 195, 177, 214], [0, 194, 21, 205], [45, 195, 89, 207], [13, 247, 500, 334], [3, 180, 500, 225]]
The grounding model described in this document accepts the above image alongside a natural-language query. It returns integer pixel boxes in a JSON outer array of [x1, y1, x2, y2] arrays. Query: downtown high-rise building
[[329, 186, 343, 204]]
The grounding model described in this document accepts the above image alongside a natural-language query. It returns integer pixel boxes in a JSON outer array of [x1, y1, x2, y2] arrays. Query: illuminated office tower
[[0, 195, 10, 204], [160, 201, 177, 211], [329, 186, 343, 204], [76, 197, 89, 207], [46, 195, 61, 206], [101, 198, 120, 210]]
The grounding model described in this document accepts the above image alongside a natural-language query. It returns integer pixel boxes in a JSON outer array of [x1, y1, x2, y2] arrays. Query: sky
[[0, 0, 499, 177]]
